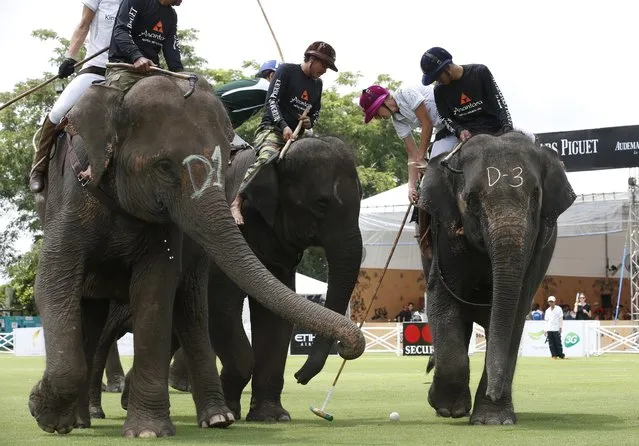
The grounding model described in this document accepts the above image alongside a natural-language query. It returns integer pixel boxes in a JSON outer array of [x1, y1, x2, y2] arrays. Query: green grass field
[[1, 353, 637, 445]]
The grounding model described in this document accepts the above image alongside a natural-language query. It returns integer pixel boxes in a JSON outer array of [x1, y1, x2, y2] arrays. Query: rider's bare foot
[[456, 226, 464, 236], [230, 196, 244, 226]]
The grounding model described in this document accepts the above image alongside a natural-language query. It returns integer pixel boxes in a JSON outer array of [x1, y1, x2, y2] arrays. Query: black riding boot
[[29, 116, 58, 193]]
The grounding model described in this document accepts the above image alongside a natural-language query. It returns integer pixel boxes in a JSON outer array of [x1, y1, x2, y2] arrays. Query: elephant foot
[[198, 403, 235, 429], [226, 399, 241, 421], [89, 404, 106, 419], [246, 400, 291, 422], [168, 367, 192, 393], [105, 375, 126, 393], [122, 414, 176, 438], [75, 411, 91, 429], [470, 395, 516, 425], [427, 378, 471, 419], [28, 378, 78, 435]]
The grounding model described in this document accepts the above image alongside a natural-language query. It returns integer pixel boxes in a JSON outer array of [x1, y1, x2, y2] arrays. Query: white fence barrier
[[3, 321, 638, 357]]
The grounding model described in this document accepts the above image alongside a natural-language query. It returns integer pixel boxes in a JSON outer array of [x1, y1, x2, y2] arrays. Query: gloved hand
[[58, 58, 77, 78]]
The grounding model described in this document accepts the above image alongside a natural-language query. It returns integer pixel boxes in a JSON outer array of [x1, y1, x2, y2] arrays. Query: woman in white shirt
[[359, 84, 458, 203]]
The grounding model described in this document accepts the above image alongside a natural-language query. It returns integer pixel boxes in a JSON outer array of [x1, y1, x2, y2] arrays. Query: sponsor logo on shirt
[[152, 21, 164, 33], [452, 100, 484, 118], [460, 93, 471, 105], [301, 90, 309, 101], [126, 7, 138, 29], [105, 14, 116, 21], [138, 30, 166, 47]]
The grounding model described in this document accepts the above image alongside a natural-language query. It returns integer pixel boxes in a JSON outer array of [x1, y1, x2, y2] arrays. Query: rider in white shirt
[[359, 84, 458, 204], [29, 0, 122, 193]]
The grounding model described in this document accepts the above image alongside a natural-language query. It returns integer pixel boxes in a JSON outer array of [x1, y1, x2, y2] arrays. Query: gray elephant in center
[[417, 132, 575, 424]]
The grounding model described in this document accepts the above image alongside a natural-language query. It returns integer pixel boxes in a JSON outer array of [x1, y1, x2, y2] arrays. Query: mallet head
[[310, 406, 333, 421]]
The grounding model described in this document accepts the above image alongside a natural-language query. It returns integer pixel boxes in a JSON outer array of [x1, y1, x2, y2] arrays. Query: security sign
[[402, 322, 434, 356]]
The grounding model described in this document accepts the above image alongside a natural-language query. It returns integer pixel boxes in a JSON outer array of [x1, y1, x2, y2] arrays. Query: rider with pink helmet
[[359, 84, 458, 203]]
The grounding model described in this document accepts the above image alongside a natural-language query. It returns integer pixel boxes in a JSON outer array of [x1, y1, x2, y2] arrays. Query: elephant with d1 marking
[[28, 74, 365, 437], [418, 132, 575, 424]]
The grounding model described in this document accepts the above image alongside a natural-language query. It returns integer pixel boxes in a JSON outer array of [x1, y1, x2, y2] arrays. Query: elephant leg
[[105, 339, 126, 392], [172, 253, 234, 429], [208, 265, 253, 420], [76, 298, 110, 429], [426, 283, 473, 419], [28, 235, 88, 435], [246, 270, 294, 422], [89, 301, 130, 419], [168, 348, 192, 393], [470, 301, 528, 425], [121, 241, 181, 438]]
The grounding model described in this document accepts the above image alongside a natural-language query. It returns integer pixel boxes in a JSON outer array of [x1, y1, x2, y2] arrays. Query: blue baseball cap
[[257, 60, 281, 76], [420, 47, 453, 85]]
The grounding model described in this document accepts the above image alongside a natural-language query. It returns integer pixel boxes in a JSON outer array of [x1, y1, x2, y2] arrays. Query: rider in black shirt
[[420, 47, 512, 142], [106, 0, 184, 92], [230, 41, 337, 225]]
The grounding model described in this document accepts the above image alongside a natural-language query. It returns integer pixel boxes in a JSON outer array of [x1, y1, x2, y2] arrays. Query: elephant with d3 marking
[[418, 132, 575, 424]]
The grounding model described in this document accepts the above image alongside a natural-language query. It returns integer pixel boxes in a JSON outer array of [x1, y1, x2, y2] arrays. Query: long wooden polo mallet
[[278, 104, 312, 160], [310, 202, 415, 422], [0, 46, 110, 112], [105, 62, 199, 98]]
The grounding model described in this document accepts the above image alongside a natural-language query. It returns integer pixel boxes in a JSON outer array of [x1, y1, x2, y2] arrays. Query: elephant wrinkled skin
[[418, 132, 576, 424], [28, 75, 364, 437]]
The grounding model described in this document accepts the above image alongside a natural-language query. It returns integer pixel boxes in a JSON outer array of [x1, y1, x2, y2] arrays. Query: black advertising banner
[[536, 125, 639, 172], [402, 322, 434, 356], [289, 327, 339, 355]]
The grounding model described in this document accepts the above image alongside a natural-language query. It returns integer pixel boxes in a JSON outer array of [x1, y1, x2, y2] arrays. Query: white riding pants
[[49, 72, 105, 124]]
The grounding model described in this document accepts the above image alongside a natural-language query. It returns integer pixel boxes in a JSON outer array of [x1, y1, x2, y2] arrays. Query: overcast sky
[[1, 0, 638, 262]]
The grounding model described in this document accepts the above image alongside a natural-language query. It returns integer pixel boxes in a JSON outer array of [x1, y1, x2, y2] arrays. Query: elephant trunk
[[485, 221, 529, 402], [172, 187, 365, 361], [323, 229, 363, 316], [295, 229, 363, 384]]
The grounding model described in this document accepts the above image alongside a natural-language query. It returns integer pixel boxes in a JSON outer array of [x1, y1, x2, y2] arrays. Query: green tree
[[5, 240, 41, 315]]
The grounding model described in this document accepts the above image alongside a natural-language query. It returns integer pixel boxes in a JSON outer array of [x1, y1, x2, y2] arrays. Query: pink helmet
[[359, 85, 390, 123]]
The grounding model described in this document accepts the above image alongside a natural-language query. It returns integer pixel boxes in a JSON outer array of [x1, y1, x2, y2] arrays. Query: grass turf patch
[[1, 353, 637, 445]]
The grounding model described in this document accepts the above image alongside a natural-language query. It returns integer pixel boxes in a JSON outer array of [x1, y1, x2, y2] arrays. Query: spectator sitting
[[395, 303, 414, 322]]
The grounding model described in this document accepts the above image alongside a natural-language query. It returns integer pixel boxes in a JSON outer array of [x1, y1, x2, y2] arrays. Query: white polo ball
[[389, 411, 400, 421]]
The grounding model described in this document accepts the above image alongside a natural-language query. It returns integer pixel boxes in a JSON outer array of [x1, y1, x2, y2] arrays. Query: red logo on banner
[[403, 322, 434, 356]]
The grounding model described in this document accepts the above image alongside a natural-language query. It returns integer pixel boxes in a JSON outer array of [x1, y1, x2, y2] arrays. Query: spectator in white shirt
[[544, 295, 565, 359]]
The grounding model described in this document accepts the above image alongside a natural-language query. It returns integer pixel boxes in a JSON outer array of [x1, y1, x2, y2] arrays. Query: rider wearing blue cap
[[420, 47, 516, 144], [215, 60, 281, 147]]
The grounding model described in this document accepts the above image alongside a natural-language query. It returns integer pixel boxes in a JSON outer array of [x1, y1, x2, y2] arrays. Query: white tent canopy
[[359, 182, 629, 278]]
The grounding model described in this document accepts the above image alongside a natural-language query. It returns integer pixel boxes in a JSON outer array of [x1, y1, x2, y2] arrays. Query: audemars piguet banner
[[536, 125, 639, 172]]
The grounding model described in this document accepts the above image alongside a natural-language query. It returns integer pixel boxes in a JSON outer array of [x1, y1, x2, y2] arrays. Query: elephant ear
[[539, 146, 577, 223], [66, 84, 125, 185], [418, 161, 459, 222]]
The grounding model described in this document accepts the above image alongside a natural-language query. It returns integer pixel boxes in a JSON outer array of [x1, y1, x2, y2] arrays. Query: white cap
[[547, 296, 556, 302]]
